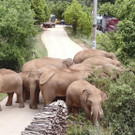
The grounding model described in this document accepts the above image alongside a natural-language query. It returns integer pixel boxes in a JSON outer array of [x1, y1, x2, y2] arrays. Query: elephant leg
[[23, 89, 30, 102], [6, 92, 14, 106], [35, 88, 40, 104], [16, 87, 24, 108], [41, 89, 56, 105], [84, 106, 92, 121], [16, 95, 19, 103], [72, 106, 79, 117], [30, 88, 40, 109], [29, 84, 37, 109], [66, 97, 72, 113], [25, 90, 30, 100]]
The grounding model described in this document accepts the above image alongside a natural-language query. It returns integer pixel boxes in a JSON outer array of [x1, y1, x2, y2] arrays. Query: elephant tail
[[39, 70, 55, 85]]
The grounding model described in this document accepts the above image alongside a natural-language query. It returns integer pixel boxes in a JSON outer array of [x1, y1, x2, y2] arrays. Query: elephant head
[[82, 89, 108, 125], [62, 58, 74, 68]]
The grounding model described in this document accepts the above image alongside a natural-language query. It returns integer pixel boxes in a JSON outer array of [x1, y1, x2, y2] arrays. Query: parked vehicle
[[43, 14, 56, 28], [97, 14, 103, 31], [97, 15, 119, 33]]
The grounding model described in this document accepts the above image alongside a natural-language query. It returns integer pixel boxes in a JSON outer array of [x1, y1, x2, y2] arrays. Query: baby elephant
[[66, 80, 108, 125], [0, 68, 24, 111]]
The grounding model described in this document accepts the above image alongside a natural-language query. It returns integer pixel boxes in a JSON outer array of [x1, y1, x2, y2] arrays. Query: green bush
[[98, 0, 135, 64], [88, 70, 135, 135], [77, 7, 93, 37], [67, 112, 110, 135], [0, 0, 37, 71]]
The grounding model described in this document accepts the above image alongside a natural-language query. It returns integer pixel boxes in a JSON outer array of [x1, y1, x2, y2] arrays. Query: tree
[[47, 1, 70, 19], [0, 0, 36, 71], [98, 0, 135, 64], [78, 7, 93, 36], [64, 0, 83, 34], [30, 0, 50, 24]]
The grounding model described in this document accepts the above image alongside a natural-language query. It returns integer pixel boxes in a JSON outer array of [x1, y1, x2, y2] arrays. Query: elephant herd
[[0, 49, 123, 124]]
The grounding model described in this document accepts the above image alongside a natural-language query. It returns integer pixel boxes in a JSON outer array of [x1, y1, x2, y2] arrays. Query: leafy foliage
[[64, 0, 92, 36], [98, 2, 113, 16], [67, 112, 111, 135], [64, 0, 83, 34], [30, 0, 50, 24], [47, 0, 70, 19], [98, 0, 135, 64], [77, 7, 93, 36], [87, 68, 135, 135], [0, 0, 37, 71]]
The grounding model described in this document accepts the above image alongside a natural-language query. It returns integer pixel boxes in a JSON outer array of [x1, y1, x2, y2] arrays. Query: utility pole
[[92, 0, 97, 49]]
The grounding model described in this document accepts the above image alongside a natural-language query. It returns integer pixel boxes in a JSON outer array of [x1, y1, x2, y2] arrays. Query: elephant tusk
[[91, 111, 93, 116]]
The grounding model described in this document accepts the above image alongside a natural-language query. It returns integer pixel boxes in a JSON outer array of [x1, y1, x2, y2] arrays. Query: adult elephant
[[82, 56, 122, 68], [39, 68, 92, 105], [19, 65, 57, 109], [22, 57, 74, 72], [66, 80, 108, 125], [73, 49, 118, 64], [70, 63, 123, 79], [0, 68, 24, 111]]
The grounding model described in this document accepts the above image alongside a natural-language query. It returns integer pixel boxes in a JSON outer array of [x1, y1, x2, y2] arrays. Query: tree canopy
[[64, 0, 92, 36], [47, 0, 70, 19], [30, 0, 50, 24], [0, 0, 36, 71]]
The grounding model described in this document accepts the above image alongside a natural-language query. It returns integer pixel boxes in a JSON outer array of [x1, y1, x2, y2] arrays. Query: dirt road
[[0, 25, 84, 135]]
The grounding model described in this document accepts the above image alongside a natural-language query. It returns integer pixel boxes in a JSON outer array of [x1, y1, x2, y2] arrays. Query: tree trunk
[[73, 23, 77, 34]]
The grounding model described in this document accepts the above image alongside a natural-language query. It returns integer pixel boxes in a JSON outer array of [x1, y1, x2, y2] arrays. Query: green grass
[[64, 27, 91, 49], [32, 29, 48, 58], [0, 93, 7, 101], [67, 112, 112, 135]]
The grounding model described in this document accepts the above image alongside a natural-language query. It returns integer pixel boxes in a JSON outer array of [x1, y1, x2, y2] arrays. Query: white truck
[[43, 14, 56, 28]]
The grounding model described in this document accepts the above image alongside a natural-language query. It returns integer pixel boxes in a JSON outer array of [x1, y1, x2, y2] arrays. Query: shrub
[[88, 70, 135, 135], [0, 0, 37, 71]]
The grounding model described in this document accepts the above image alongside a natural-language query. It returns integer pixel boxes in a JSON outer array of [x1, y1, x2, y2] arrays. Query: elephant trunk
[[91, 106, 104, 125]]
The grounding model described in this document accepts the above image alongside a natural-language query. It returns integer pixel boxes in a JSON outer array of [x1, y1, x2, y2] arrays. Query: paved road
[[41, 25, 83, 59], [0, 25, 84, 135]]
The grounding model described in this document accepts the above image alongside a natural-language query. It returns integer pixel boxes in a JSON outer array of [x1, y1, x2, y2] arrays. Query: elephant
[[82, 56, 123, 69], [39, 68, 92, 105], [70, 63, 93, 71], [0, 68, 24, 111], [22, 57, 74, 72], [73, 49, 118, 64], [66, 80, 108, 125], [19, 65, 57, 109]]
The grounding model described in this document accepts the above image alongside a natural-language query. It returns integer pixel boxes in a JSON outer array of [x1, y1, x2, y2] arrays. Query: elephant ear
[[82, 89, 89, 102], [39, 70, 55, 85], [101, 91, 108, 102], [63, 58, 73, 68]]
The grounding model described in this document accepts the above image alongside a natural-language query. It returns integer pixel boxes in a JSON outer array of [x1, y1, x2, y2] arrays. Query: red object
[[107, 18, 119, 32], [101, 16, 119, 33]]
